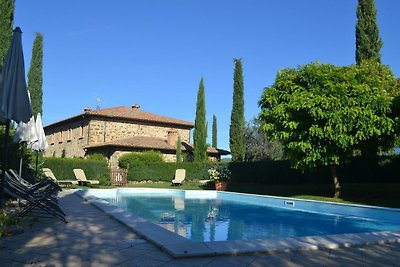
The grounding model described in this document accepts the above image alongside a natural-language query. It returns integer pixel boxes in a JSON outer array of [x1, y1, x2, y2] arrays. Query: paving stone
[[384, 242, 400, 253], [205, 254, 256, 267], [361, 243, 399, 267], [117, 257, 167, 266], [291, 249, 337, 266], [328, 247, 366, 266], [163, 257, 214, 267], [249, 253, 301, 267], [10, 252, 49, 265]]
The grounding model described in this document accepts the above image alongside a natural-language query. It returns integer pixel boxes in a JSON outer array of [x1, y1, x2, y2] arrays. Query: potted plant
[[208, 167, 231, 191]]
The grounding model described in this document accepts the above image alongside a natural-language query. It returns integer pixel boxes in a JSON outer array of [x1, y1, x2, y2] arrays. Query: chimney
[[132, 104, 141, 109], [167, 130, 177, 147], [84, 107, 92, 112]]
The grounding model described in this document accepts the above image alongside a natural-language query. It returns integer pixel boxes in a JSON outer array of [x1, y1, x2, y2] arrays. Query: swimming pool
[[78, 188, 400, 257]]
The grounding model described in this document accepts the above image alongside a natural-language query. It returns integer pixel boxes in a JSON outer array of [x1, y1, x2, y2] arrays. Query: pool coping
[[75, 189, 400, 258]]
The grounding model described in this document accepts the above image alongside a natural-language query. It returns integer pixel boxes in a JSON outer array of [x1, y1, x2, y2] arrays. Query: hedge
[[230, 156, 400, 185], [126, 162, 227, 182], [42, 155, 400, 185], [127, 156, 400, 184], [43, 157, 110, 185]]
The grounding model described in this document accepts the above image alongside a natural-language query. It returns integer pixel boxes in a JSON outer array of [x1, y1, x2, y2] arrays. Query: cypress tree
[[176, 135, 183, 163], [229, 58, 246, 161], [212, 114, 217, 148], [193, 78, 207, 162], [28, 33, 44, 117], [0, 0, 14, 67], [355, 0, 383, 64]]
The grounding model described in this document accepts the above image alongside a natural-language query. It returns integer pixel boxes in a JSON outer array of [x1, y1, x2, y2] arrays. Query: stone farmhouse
[[43, 105, 230, 168]]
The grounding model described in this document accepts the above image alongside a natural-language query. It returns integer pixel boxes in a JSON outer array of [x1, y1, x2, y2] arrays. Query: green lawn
[[123, 181, 400, 208]]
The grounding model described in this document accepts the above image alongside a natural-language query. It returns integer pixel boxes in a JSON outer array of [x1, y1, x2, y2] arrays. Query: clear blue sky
[[13, 0, 400, 151]]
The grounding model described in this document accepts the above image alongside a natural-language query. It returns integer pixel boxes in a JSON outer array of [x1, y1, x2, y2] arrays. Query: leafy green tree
[[212, 114, 217, 148], [193, 78, 207, 162], [244, 117, 284, 161], [28, 33, 44, 117], [0, 0, 14, 67], [259, 62, 397, 198], [355, 0, 382, 64], [176, 135, 183, 163], [230, 58, 246, 161]]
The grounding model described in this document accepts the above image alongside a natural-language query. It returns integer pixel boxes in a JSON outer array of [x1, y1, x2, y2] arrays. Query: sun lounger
[[73, 169, 100, 186], [171, 169, 186, 186], [8, 169, 61, 193], [3, 170, 67, 223], [43, 168, 78, 186]]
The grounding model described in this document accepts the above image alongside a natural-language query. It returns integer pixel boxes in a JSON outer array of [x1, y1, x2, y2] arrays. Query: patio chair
[[171, 169, 186, 186], [3, 170, 67, 223], [73, 169, 100, 187], [43, 168, 79, 186]]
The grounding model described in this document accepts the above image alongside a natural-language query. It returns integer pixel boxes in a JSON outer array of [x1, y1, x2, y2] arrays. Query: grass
[[128, 181, 205, 190], [122, 181, 400, 208]]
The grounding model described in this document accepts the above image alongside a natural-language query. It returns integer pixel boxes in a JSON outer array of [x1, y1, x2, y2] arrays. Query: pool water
[[97, 190, 400, 242]]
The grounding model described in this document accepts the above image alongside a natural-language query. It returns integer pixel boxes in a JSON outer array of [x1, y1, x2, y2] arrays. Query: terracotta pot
[[215, 181, 228, 191]]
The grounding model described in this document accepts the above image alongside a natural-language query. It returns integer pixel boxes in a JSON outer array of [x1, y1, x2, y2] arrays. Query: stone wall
[[45, 119, 90, 158], [88, 118, 190, 145]]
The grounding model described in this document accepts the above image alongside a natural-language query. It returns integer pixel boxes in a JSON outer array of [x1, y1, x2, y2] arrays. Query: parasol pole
[[0, 120, 10, 209], [19, 147, 23, 178], [35, 151, 39, 177]]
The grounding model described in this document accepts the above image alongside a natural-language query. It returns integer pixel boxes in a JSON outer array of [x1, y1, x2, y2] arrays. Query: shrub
[[119, 150, 164, 169], [0, 127, 34, 175], [0, 208, 20, 237], [208, 167, 231, 182], [86, 153, 107, 162]]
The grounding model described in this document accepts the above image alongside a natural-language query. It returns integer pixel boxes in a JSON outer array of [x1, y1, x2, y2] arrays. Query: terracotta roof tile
[[86, 136, 174, 150], [45, 106, 194, 128], [85, 136, 230, 155]]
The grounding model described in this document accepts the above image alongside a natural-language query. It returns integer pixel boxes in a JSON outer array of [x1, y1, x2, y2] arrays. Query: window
[[67, 128, 72, 141], [79, 125, 84, 139], [58, 130, 63, 143], [50, 133, 54, 145]]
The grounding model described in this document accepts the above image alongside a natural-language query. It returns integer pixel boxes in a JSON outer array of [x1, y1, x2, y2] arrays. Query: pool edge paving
[[76, 189, 400, 259]]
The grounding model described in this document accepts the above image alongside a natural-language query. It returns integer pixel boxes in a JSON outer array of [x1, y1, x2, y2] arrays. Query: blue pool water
[[94, 189, 400, 242]]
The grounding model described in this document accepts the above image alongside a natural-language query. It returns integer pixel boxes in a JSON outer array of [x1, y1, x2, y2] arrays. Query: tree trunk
[[331, 164, 341, 198]]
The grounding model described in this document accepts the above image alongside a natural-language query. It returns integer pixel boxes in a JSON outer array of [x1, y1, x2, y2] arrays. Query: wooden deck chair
[[43, 168, 78, 186], [73, 169, 100, 186], [171, 169, 186, 186]]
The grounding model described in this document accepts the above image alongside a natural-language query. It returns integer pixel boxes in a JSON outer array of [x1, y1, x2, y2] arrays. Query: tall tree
[[0, 0, 14, 67], [259, 62, 397, 198], [229, 58, 246, 162], [176, 135, 183, 163], [212, 114, 217, 148], [193, 78, 207, 162], [244, 117, 284, 161], [28, 33, 44, 117], [355, 0, 383, 64]]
